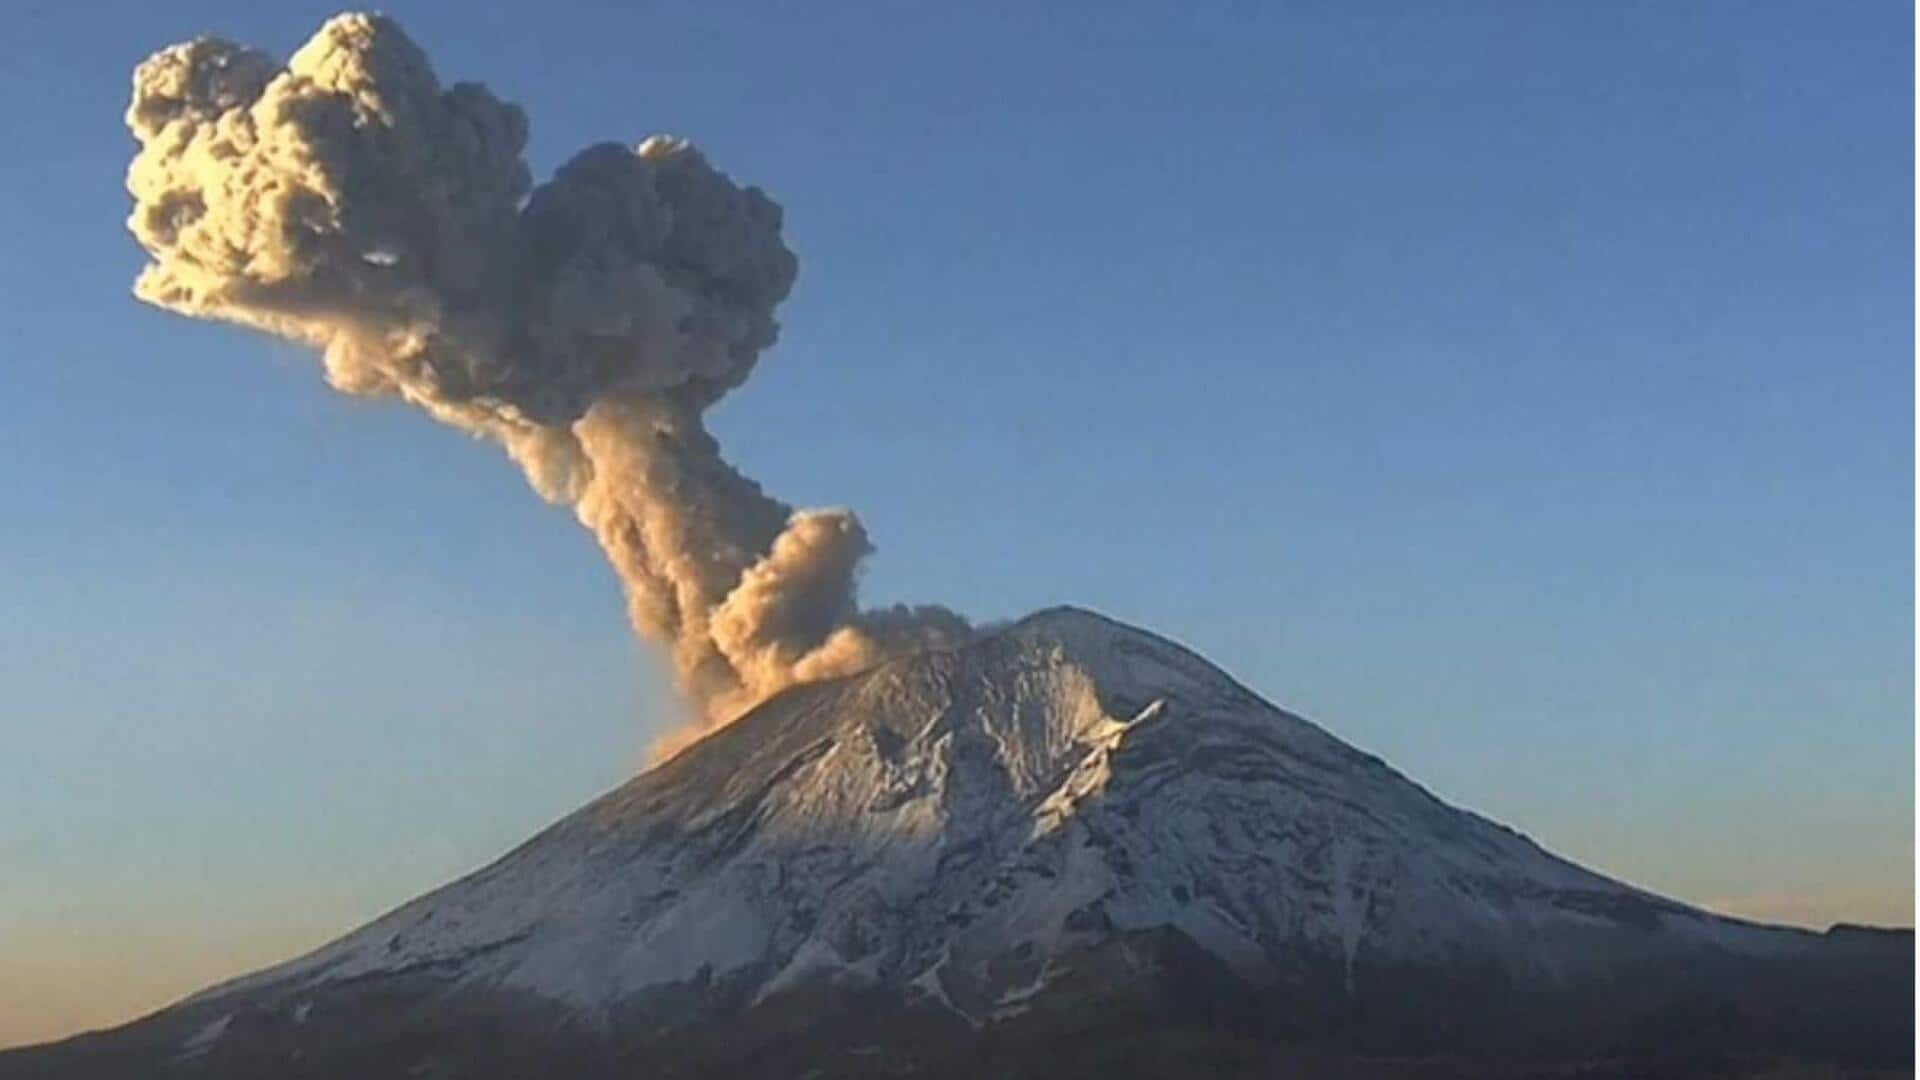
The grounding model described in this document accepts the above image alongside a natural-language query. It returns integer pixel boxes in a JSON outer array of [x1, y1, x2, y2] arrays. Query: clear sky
[[1, 0, 1911, 1050]]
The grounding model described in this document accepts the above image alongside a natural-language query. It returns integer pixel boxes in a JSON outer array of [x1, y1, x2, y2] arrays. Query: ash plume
[[124, 13, 969, 749]]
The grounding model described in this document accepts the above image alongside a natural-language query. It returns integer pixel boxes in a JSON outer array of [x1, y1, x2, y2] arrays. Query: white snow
[[190, 606, 1814, 1025], [177, 1014, 230, 1058]]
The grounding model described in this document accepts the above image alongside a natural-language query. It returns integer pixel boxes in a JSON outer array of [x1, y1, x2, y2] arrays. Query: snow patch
[[177, 1014, 230, 1058]]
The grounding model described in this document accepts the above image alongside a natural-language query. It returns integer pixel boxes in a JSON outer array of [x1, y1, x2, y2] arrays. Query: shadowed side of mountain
[[4, 925, 1912, 1080]]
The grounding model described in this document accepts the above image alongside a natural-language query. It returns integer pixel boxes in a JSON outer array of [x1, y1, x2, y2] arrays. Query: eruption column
[[124, 13, 968, 751]]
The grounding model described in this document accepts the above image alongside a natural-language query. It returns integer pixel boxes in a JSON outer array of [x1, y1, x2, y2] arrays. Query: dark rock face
[[5, 608, 1910, 1077]]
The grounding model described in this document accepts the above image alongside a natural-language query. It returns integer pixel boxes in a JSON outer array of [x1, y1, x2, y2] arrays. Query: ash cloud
[[125, 13, 969, 750]]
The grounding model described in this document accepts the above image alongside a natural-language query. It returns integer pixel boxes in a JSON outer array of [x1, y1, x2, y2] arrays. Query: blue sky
[[1, 0, 1911, 1047]]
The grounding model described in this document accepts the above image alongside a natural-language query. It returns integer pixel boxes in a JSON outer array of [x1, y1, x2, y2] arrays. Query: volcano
[[6, 608, 1910, 1078]]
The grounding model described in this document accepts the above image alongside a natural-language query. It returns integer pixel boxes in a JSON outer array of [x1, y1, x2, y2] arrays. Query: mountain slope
[[5, 607, 1910, 1078]]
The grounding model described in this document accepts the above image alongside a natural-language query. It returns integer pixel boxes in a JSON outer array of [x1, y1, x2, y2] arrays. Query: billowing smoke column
[[125, 13, 968, 750]]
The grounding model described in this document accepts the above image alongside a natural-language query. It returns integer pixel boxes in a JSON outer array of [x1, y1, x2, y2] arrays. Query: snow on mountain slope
[[190, 606, 1807, 1028]]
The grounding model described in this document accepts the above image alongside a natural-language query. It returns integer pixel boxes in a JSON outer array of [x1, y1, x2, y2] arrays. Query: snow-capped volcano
[[6, 608, 1909, 1078], [216, 606, 1793, 1013]]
